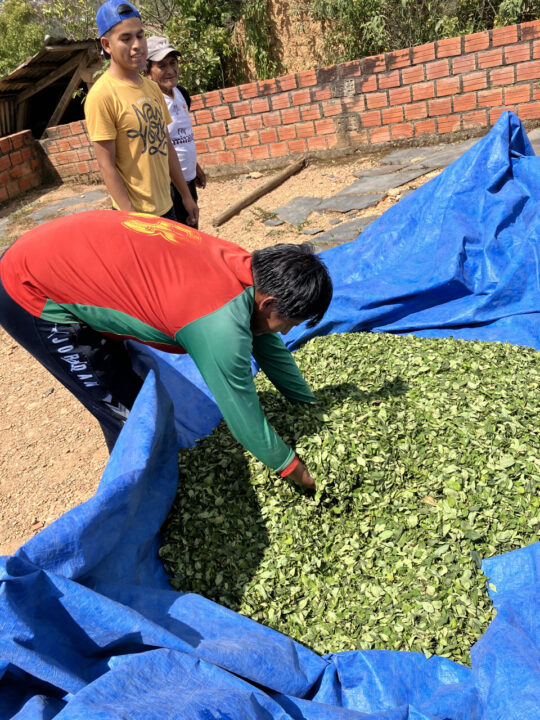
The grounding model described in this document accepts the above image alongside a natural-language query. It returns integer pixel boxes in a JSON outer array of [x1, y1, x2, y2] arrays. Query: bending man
[[0, 211, 332, 488]]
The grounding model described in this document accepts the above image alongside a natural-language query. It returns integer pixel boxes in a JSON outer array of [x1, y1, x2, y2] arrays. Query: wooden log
[[17, 53, 86, 103], [45, 50, 93, 133], [212, 157, 306, 227]]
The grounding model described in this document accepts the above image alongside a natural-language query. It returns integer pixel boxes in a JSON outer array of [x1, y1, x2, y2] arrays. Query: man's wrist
[[279, 454, 299, 478]]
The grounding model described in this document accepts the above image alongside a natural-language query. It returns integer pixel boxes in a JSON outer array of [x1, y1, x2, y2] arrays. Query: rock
[[264, 218, 285, 227]]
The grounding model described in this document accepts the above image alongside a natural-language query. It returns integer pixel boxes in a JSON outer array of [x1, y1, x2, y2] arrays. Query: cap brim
[[147, 48, 180, 62]]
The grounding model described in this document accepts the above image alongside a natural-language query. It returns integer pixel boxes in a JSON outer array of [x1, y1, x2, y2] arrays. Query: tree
[[0, 0, 44, 77]]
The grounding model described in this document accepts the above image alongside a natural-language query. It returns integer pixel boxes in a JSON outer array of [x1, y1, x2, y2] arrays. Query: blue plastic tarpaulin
[[1, 111, 539, 719]]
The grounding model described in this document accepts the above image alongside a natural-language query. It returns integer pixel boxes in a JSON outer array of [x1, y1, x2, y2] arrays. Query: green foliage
[[242, 0, 283, 81], [0, 0, 44, 76], [40, 0, 102, 40], [295, 0, 540, 65], [161, 333, 540, 664]]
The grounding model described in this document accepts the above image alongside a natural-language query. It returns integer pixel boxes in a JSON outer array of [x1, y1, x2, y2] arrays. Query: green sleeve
[[252, 332, 316, 404], [176, 291, 295, 472]]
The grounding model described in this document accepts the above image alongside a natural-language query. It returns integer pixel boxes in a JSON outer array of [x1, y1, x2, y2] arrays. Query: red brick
[[263, 111, 281, 126], [58, 150, 79, 165], [57, 139, 71, 152], [0, 186, 8, 202], [213, 105, 231, 121], [521, 20, 540, 41], [361, 110, 382, 127], [77, 148, 93, 161], [217, 151, 235, 164], [490, 107, 509, 124], [370, 126, 391, 143], [505, 44, 531, 64], [190, 95, 204, 110], [478, 88, 502, 107], [70, 121, 85, 134], [315, 118, 336, 134], [234, 147, 253, 162], [492, 25, 518, 46], [516, 60, 540, 81], [252, 145, 270, 159], [326, 134, 340, 148], [307, 136, 328, 150], [258, 79, 278, 95], [382, 106, 404, 123], [412, 43, 435, 64], [301, 104, 321, 121], [195, 109, 212, 124], [414, 118, 437, 135], [436, 76, 461, 96], [464, 31, 490, 52], [366, 91, 388, 109], [312, 85, 332, 101], [239, 82, 259, 99], [378, 70, 400, 89], [6, 180, 20, 198], [281, 107, 300, 124], [9, 150, 22, 165], [428, 97, 452, 116], [203, 155, 220, 167], [278, 74, 297, 91], [69, 136, 83, 148], [232, 101, 251, 116], [322, 99, 343, 116], [517, 101, 540, 119], [259, 127, 278, 143], [404, 102, 427, 120], [221, 87, 240, 102], [245, 115, 263, 131], [462, 71, 487, 92], [297, 68, 317, 86], [402, 65, 425, 84], [534, 85, 540, 100], [0, 169, 10, 185], [462, 109, 488, 128], [0, 155, 11, 171], [389, 86, 412, 105], [251, 97, 270, 113], [240, 132, 259, 147], [490, 66, 516, 85], [11, 132, 27, 148], [343, 96, 365, 112], [357, 75, 377, 92], [478, 48, 503, 69], [362, 53, 386, 73], [437, 37, 462, 57], [209, 121, 226, 137], [412, 81, 435, 101], [391, 122, 413, 139], [18, 176, 36, 193], [437, 115, 461, 133], [277, 125, 297, 140], [227, 117, 245, 133], [89, 160, 100, 172], [387, 48, 411, 69], [317, 65, 339, 83], [0, 137, 13, 153], [505, 85, 531, 104], [452, 55, 476, 75], [341, 59, 362, 78], [193, 125, 209, 140], [350, 130, 369, 145], [224, 135, 241, 150], [204, 90, 222, 106], [453, 92, 477, 112], [291, 89, 311, 105], [269, 141, 288, 157], [288, 138, 307, 153], [534, 40, 540, 59], [426, 59, 450, 80], [297, 121, 315, 138], [271, 94, 291, 110]]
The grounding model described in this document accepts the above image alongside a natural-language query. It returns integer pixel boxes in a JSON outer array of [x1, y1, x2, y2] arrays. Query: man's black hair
[[251, 243, 333, 328]]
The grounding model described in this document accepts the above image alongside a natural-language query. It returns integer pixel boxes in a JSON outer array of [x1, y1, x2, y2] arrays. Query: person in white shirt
[[145, 35, 206, 228]]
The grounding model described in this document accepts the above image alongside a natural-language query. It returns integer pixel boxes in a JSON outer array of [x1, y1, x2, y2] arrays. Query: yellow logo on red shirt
[[122, 213, 201, 245]]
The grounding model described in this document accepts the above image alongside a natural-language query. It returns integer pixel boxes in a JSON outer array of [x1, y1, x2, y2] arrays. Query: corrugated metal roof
[[0, 38, 101, 98]]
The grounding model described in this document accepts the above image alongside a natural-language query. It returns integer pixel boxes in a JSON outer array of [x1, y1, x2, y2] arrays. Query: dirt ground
[[0, 152, 440, 556]]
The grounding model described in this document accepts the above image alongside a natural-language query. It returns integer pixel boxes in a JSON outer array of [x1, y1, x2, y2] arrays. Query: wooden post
[[212, 157, 306, 227], [44, 51, 93, 133]]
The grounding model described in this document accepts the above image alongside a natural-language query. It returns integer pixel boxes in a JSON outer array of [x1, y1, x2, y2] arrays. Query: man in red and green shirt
[[0, 211, 332, 488]]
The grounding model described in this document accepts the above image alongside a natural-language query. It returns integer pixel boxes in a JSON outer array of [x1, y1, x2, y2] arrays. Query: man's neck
[[108, 62, 142, 85]]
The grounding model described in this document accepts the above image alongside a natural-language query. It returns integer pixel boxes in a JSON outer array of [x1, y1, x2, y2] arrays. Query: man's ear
[[100, 37, 111, 55], [258, 295, 278, 314]]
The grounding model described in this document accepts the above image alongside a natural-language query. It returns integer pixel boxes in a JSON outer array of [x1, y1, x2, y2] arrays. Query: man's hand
[[195, 163, 207, 189], [182, 194, 199, 226], [288, 460, 316, 489]]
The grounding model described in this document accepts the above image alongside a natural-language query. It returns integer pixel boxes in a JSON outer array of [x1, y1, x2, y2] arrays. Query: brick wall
[[2, 19, 540, 201], [0, 131, 43, 203]]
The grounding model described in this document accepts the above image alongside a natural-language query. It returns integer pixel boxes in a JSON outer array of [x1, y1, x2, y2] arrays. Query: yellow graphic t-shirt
[[85, 73, 173, 216]]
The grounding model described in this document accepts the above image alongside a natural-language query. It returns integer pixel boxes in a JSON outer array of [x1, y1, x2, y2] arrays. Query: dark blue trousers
[[0, 273, 144, 451]]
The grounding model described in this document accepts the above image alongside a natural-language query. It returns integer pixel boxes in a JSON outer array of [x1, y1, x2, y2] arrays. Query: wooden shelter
[[0, 38, 102, 139]]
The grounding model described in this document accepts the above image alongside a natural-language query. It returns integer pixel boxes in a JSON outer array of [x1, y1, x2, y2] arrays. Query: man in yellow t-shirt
[[85, 0, 198, 224]]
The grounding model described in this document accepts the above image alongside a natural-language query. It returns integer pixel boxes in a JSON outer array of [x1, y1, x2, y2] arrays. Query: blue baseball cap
[[96, 0, 141, 37]]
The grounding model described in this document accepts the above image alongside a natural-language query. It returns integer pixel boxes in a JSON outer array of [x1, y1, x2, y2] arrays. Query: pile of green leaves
[[160, 333, 540, 664]]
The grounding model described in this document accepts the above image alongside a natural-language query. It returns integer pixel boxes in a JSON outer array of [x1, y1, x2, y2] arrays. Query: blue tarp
[[1, 111, 539, 719]]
